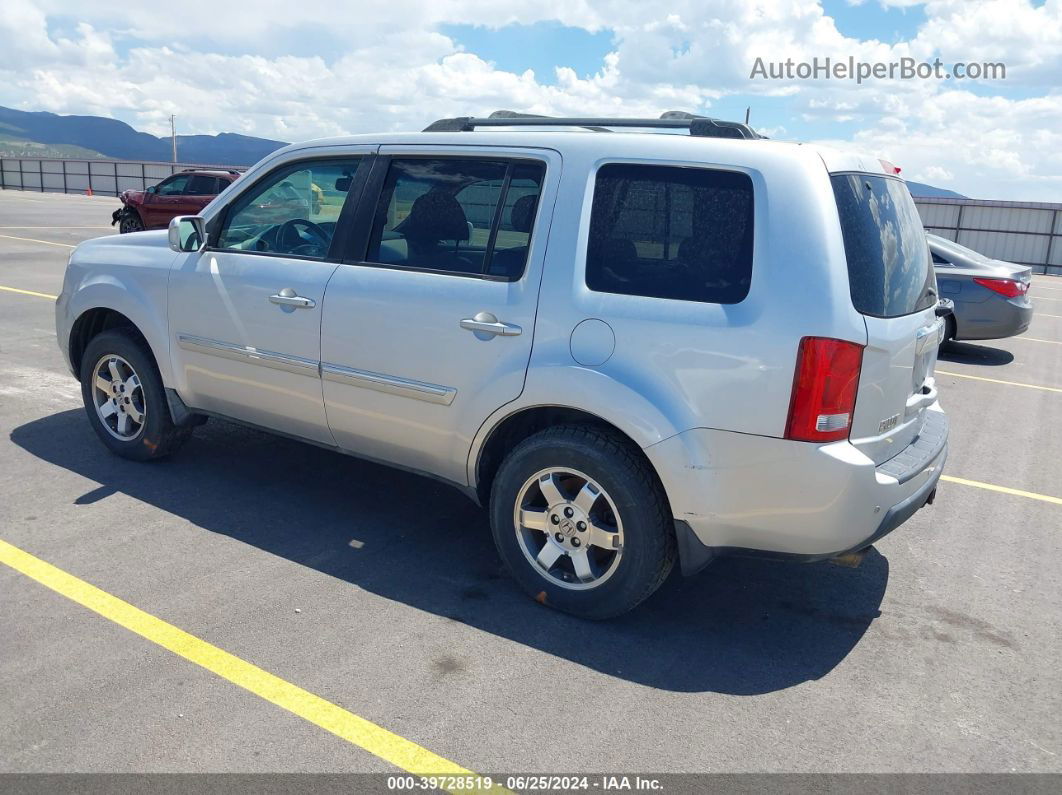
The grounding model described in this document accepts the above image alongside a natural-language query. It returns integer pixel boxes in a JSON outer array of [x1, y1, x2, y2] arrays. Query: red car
[[111, 169, 240, 233]]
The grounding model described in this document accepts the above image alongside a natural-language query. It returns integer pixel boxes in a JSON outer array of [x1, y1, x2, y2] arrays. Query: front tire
[[489, 425, 676, 619], [80, 329, 192, 461], [118, 210, 145, 234]]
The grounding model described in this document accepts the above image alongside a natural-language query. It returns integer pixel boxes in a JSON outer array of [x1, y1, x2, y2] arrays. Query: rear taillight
[[973, 277, 1027, 298], [785, 337, 865, 443]]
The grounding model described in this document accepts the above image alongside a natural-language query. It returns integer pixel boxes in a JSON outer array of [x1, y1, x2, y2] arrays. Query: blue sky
[[2, 1, 1060, 200]]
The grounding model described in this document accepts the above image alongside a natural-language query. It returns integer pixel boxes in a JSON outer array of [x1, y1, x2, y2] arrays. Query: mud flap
[[674, 519, 716, 576]]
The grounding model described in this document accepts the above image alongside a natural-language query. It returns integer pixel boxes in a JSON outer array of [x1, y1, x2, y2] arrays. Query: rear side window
[[366, 158, 545, 279], [187, 175, 219, 194], [585, 163, 754, 304], [832, 174, 935, 317]]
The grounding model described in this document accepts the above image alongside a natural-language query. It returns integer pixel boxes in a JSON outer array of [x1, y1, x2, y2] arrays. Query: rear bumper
[[645, 405, 948, 572], [955, 299, 1032, 340]]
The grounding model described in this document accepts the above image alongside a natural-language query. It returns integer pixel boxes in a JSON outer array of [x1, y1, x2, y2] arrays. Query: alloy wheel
[[90, 353, 147, 440], [513, 467, 625, 590]]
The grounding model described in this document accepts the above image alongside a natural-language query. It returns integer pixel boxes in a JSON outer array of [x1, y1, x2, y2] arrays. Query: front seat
[[392, 190, 474, 271]]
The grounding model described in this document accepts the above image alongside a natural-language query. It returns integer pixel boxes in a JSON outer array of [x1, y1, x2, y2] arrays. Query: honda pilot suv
[[56, 112, 948, 618]]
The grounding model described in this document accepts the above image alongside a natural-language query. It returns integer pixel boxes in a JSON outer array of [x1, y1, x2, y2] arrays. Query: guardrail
[[0, 156, 245, 198], [913, 197, 1062, 276]]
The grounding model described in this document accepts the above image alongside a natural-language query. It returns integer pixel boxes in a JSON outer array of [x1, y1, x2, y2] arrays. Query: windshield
[[832, 174, 936, 318]]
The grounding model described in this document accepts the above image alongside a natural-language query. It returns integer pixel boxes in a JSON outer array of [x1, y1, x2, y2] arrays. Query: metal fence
[[3, 156, 1060, 275], [914, 197, 1062, 275], [0, 156, 245, 197]]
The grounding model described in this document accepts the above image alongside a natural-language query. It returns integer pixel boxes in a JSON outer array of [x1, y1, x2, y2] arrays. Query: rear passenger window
[[586, 164, 754, 304], [187, 175, 219, 195], [366, 158, 545, 278]]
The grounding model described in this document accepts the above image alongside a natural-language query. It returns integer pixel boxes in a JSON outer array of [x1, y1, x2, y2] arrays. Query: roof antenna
[[745, 107, 751, 125]]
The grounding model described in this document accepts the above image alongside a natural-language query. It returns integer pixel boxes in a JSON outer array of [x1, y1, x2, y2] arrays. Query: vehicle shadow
[[939, 340, 1014, 366], [11, 410, 889, 695]]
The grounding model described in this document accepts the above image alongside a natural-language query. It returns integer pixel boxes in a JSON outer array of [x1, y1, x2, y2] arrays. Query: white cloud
[[1, 0, 1060, 200]]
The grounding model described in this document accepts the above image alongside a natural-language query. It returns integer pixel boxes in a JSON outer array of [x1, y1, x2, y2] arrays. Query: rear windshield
[[832, 174, 935, 318]]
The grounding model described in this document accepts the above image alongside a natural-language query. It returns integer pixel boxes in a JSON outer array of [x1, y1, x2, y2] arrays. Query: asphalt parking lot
[[1, 188, 1060, 779]]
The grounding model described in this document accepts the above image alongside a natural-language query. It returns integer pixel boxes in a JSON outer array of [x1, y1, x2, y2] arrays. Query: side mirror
[[147, 185, 157, 194], [168, 215, 207, 253], [935, 298, 955, 318]]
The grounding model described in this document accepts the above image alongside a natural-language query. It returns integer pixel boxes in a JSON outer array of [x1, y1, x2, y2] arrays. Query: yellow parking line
[[0, 285, 58, 300], [941, 476, 1062, 506], [1019, 337, 1062, 345], [936, 370, 1062, 394], [0, 539, 491, 787], [0, 233, 75, 249]]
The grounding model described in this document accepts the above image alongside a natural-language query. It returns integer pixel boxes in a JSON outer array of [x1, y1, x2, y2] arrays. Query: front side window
[[156, 174, 191, 196], [366, 158, 545, 278], [585, 163, 754, 304], [217, 159, 359, 259]]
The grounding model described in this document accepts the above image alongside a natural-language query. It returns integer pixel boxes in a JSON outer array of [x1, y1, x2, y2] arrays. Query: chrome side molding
[[176, 333, 456, 404], [321, 362, 457, 406], [176, 334, 319, 377]]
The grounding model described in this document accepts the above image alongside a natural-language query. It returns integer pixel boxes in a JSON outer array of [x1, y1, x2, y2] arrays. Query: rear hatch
[[831, 173, 941, 466]]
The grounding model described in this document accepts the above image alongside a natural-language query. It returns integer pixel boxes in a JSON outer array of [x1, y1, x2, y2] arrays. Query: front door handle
[[269, 287, 316, 309], [460, 312, 522, 337]]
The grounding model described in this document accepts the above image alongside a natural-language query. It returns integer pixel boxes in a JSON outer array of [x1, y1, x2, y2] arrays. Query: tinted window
[[367, 158, 545, 278], [186, 175, 219, 195], [585, 164, 754, 304], [832, 174, 935, 317], [931, 252, 950, 265], [156, 175, 191, 195], [486, 164, 545, 278], [217, 159, 359, 259]]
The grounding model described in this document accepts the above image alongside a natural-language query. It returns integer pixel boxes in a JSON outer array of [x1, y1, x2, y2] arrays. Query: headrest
[[510, 194, 537, 234], [395, 191, 469, 242]]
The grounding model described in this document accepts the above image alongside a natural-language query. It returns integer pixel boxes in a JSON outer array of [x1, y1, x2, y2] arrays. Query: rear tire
[[80, 329, 192, 461], [489, 425, 676, 619], [118, 210, 145, 234]]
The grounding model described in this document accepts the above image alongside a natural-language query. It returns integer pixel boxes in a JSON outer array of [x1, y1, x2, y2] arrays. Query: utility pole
[[170, 114, 177, 163]]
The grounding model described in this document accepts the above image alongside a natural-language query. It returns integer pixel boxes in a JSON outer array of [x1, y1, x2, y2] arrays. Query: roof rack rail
[[179, 167, 242, 175], [423, 110, 762, 140]]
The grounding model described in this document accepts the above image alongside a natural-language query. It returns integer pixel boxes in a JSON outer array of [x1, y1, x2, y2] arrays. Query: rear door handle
[[460, 312, 522, 337], [269, 287, 316, 309]]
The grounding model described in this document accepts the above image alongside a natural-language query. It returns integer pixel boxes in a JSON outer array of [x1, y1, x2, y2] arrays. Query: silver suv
[[56, 113, 949, 618]]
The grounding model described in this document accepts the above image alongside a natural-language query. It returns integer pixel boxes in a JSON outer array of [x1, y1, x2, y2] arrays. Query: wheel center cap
[[560, 518, 577, 537]]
